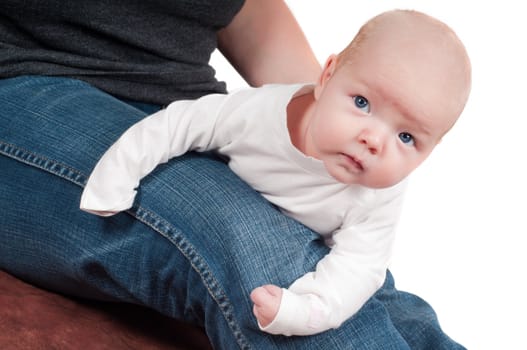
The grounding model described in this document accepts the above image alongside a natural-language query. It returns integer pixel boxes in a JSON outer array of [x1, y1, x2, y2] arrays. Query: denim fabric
[[0, 76, 466, 349]]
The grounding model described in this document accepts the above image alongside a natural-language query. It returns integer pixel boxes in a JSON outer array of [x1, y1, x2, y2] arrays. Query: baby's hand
[[250, 284, 282, 327]]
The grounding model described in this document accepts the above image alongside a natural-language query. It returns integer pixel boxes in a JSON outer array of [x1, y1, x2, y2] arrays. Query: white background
[[212, 1, 527, 349]]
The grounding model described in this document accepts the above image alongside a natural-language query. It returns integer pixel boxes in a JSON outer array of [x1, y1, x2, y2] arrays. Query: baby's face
[[306, 22, 470, 188]]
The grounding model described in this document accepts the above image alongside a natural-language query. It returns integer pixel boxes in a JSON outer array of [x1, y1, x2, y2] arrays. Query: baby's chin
[[326, 165, 403, 189], [324, 164, 365, 187], [359, 174, 406, 189]]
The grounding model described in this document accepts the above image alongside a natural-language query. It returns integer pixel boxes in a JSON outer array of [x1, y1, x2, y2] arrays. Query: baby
[[81, 10, 471, 336]]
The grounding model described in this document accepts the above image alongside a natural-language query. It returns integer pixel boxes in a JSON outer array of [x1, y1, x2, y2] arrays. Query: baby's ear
[[314, 54, 338, 100]]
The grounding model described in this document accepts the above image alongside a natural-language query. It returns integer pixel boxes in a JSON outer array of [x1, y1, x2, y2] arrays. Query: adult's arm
[[217, 0, 321, 86]]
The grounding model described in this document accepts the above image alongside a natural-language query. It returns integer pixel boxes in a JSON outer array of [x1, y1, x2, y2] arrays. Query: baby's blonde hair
[[336, 9, 467, 69], [335, 9, 472, 114]]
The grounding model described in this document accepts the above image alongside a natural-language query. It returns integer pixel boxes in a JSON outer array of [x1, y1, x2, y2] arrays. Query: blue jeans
[[0, 76, 465, 349]]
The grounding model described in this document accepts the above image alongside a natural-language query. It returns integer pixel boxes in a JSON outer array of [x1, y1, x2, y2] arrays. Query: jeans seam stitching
[[1, 139, 251, 349], [130, 205, 251, 350], [0, 141, 87, 186]]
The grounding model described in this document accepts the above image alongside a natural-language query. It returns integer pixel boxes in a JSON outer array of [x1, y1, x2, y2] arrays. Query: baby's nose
[[359, 129, 384, 155]]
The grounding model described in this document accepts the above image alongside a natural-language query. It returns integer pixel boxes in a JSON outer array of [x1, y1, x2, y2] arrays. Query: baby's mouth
[[342, 153, 364, 171]]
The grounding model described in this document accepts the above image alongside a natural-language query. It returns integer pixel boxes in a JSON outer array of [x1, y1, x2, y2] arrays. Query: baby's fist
[[250, 284, 282, 327]]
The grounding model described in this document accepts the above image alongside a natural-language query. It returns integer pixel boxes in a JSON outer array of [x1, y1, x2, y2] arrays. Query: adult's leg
[[0, 76, 464, 349], [0, 76, 240, 344]]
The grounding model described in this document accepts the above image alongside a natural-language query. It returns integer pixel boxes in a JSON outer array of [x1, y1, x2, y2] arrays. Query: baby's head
[[337, 9, 471, 122], [310, 9, 471, 188]]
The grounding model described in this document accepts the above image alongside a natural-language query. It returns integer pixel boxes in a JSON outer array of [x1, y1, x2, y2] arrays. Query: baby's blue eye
[[353, 95, 370, 113], [399, 132, 415, 146]]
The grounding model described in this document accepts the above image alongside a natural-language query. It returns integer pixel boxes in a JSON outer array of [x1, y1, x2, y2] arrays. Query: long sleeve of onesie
[[260, 184, 406, 336], [80, 93, 232, 216]]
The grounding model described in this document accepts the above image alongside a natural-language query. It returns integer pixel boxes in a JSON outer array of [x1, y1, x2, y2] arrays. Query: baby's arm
[[251, 185, 406, 336], [80, 93, 230, 216]]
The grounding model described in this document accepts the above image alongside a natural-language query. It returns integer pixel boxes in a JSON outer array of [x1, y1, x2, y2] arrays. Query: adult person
[[0, 1, 464, 349]]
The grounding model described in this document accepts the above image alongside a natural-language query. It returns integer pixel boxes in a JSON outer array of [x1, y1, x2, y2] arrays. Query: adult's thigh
[[0, 75, 325, 348], [0, 76, 192, 304]]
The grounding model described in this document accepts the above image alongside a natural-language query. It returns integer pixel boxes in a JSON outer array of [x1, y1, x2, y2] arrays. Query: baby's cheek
[[320, 121, 349, 148]]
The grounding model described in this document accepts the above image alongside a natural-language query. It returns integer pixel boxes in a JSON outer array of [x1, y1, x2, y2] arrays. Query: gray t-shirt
[[0, 0, 245, 105]]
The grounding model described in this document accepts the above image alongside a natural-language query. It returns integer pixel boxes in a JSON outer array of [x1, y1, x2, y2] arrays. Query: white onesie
[[81, 83, 407, 336]]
